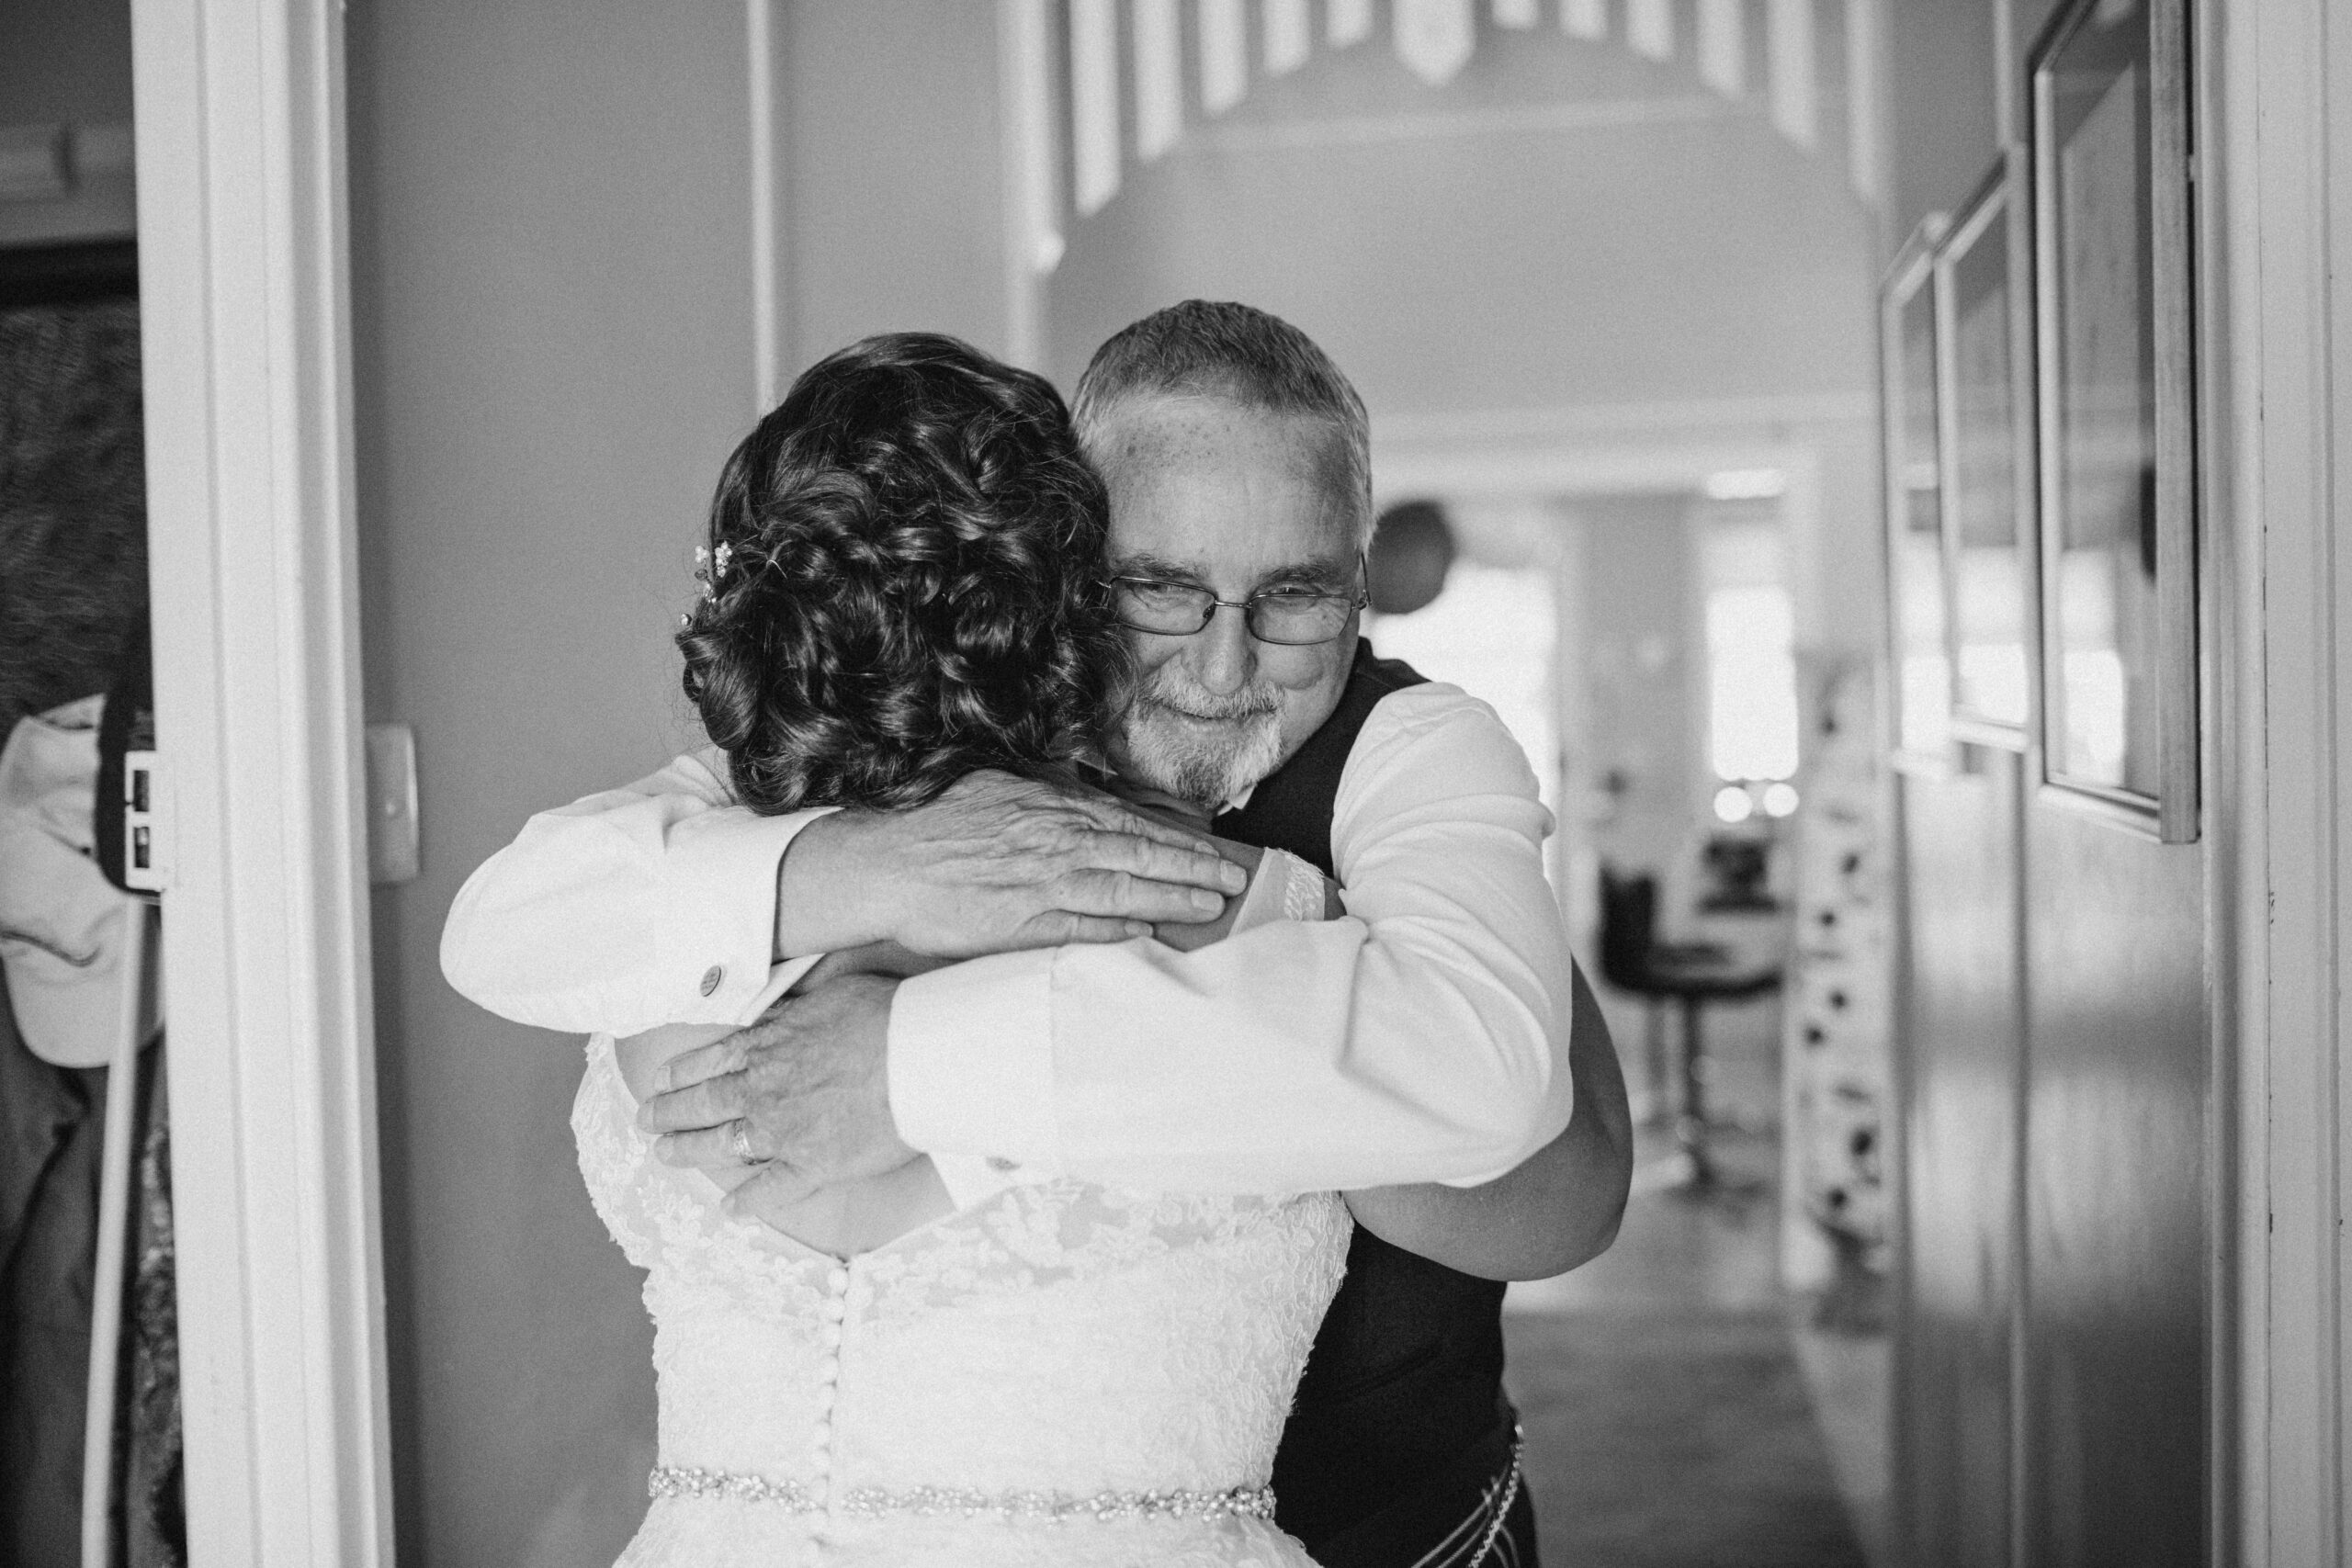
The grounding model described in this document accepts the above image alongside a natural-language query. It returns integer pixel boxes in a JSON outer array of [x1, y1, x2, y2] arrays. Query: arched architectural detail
[[1038, 0, 1883, 254]]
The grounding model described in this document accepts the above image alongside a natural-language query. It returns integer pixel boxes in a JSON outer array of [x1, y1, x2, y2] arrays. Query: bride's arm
[[1341, 963, 1630, 1280]]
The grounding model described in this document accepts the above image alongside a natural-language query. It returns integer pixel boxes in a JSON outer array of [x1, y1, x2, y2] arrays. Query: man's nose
[[1186, 604, 1258, 696]]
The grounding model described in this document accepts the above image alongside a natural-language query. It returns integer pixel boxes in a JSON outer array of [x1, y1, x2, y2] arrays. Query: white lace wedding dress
[[572, 1032, 1350, 1567]]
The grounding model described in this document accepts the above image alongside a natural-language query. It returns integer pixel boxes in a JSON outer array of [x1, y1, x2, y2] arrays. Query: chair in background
[[1595, 864, 1784, 1190]]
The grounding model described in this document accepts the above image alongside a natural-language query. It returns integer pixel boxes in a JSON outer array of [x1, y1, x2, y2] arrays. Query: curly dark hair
[[678, 333, 1125, 814]]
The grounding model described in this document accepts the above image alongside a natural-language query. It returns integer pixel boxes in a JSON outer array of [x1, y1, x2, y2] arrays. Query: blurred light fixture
[[1713, 785, 1755, 824], [1761, 782, 1801, 818], [1702, 467, 1786, 502]]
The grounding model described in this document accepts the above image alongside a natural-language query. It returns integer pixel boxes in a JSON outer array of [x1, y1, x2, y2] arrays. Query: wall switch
[[365, 723, 420, 886], [121, 750, 167, 893]]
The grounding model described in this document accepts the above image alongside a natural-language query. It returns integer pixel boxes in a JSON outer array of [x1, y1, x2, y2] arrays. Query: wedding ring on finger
[[728, 1118, 758, 1164]]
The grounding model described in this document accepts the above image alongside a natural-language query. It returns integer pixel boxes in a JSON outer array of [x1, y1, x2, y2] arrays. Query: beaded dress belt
[[649, 1466, 1277, 1524]]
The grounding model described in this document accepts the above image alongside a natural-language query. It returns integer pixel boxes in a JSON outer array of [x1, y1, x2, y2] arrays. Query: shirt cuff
[[887, 947, 1063, 1176], [652, 806, 837, 1023], [731, 953, 826, 1027], [927, 1152, 1031, 1212]]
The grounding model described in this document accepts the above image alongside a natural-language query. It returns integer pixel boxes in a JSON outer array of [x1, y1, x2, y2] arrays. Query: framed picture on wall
[[1880, 212, 1953, 774], [1937, 152, 2036, 746], [2029, 0, 2198, 840]]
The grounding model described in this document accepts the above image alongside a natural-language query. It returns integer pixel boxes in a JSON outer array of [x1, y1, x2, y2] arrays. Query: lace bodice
[[572, 1034, 1350, 1567]]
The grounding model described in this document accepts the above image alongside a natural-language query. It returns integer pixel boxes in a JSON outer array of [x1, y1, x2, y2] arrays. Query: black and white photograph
[[1, 2, 2344, 1566]]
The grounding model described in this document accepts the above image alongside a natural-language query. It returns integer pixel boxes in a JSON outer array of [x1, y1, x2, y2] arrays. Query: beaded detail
[[649, 1466, 1276, 1523], [650, 1467, 819, 1508]]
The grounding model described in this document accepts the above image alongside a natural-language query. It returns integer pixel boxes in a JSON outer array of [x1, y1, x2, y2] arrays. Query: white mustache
[[1138, 666, 1280, 722]]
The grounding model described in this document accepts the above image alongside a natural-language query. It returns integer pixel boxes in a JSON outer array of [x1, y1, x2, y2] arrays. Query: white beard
[[1115, 664, 1288, 809]]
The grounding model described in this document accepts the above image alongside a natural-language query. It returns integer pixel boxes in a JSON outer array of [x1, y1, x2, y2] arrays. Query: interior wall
[[1044, 23, 1877, 422], [346, 0, 757, 1559], [1883, 0, 2215, 1562], [781, 0, 1011, 365], [0, 0, 136, 246], [1577, 491, 1700, 884], [347, 3, 1022, 1562], [1884, 0, 1998, 238], [0, 0, 131, 123]]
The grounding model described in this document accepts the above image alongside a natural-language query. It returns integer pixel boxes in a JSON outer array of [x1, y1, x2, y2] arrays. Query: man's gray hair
[[1070, 300, 1373, 532]]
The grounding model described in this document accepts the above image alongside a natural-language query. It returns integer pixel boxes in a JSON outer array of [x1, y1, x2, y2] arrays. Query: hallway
[[1506, 999, 1887, 1567]]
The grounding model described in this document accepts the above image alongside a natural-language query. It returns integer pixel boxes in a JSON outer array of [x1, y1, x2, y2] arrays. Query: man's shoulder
[[1359, 679, 1501, 744], [1347, 681, 1540, 795]]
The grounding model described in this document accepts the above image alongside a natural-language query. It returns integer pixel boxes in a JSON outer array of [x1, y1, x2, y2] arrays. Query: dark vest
[[1216, 642, 1518, 1563]]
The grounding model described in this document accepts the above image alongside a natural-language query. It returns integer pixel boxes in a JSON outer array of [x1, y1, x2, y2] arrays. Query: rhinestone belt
[[649, 1465, 1277, 1524]]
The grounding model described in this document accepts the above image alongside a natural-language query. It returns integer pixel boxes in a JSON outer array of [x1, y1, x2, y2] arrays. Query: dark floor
[[1501, 989, 1888, 1567]]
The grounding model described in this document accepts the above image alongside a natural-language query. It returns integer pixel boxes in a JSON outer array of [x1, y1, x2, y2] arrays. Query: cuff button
[[698, 964, 724, 997]]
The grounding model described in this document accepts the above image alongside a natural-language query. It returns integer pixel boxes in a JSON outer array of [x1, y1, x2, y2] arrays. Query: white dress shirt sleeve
[[438, 747, 836, 1037], [887, 684, 1576, 1194]]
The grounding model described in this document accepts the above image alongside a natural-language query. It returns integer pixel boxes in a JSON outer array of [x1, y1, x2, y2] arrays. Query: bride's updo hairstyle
[[678, 333, 1123, 813]]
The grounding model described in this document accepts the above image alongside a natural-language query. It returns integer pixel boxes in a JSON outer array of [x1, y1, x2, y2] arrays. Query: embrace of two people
[[440, 301, 1634, 1568]]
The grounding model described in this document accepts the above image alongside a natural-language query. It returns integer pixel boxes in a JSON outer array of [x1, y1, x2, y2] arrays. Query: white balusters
[[1698, 0, 1746, 95], [1394, 0, 1476, 86], [1070, 0, 1121, 214], [1133, 0, 1183, 161], [1036, 0, 1877, 226], [1843, 0, 1886, 205], [1627, 0, 1674, 61], [1328, 0, 1375, 48], [1768, 0, 1818, 148], [1265, 0, 1312, 75], [1200, 0, 1250, 112]]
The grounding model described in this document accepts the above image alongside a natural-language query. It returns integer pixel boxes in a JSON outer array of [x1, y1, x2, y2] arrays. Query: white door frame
[[2215, 0, 2351, 1560], [130, 0, 392, 1562]]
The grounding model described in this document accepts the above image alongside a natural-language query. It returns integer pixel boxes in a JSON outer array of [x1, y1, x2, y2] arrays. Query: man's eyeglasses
[[1105, 557, 1369, 648]]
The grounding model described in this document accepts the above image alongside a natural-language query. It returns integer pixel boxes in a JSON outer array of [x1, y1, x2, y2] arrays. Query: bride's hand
[[639, 974, 912, 1196]]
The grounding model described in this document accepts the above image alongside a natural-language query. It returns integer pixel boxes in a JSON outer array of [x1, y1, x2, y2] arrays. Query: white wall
[[346, 3, 1024, 1561], [1044, 25, 1877, 420], [348, 0, 757, 1557]]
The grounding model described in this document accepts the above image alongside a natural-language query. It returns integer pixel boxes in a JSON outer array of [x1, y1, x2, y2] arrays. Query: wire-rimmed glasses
[[1106, 558, 1369, 647]]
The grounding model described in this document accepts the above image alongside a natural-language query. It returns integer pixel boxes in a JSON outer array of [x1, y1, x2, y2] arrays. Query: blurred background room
[[3, 0, 2332, 1564]]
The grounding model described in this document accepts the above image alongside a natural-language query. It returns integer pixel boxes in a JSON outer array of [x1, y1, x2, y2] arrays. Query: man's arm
[[1341, 962, 1631, 1280], [885, 684, 1579, 1194], [441, 758, 1242, 1038], [440, 750, 825, 1037]]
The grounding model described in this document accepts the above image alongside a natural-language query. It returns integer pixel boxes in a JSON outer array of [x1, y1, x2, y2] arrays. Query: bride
[[578, 333, 1354, 1567]]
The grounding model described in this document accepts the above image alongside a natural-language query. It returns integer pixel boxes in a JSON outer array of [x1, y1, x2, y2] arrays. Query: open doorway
[[98, 0, 2351, 1562], [1364, 472, 1886, 1562]]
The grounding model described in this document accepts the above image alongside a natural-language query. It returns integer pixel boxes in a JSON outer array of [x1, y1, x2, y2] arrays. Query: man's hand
[[637, 975, 912, 1208], [778, 771, 1247, 960]]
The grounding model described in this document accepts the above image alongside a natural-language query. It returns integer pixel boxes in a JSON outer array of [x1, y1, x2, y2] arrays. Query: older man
[[444, 301, 1630, 1568]]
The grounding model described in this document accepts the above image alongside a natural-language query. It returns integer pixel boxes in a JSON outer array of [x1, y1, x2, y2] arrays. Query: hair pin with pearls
[[682, 541, 737, 626], [693, 541, 736, 598]]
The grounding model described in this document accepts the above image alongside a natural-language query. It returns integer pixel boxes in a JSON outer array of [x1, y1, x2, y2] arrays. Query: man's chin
[[1116, 712, 1284, 809]]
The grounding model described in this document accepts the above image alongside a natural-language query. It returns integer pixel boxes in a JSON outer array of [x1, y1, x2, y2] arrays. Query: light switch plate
[[122, 749, 166, 893], [365, 723, 420, 885]]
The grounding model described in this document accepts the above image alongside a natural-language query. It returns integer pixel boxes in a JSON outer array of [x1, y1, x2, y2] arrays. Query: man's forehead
[[1107, 537, 1357, 586], [1096, 393, 1343, 469]]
